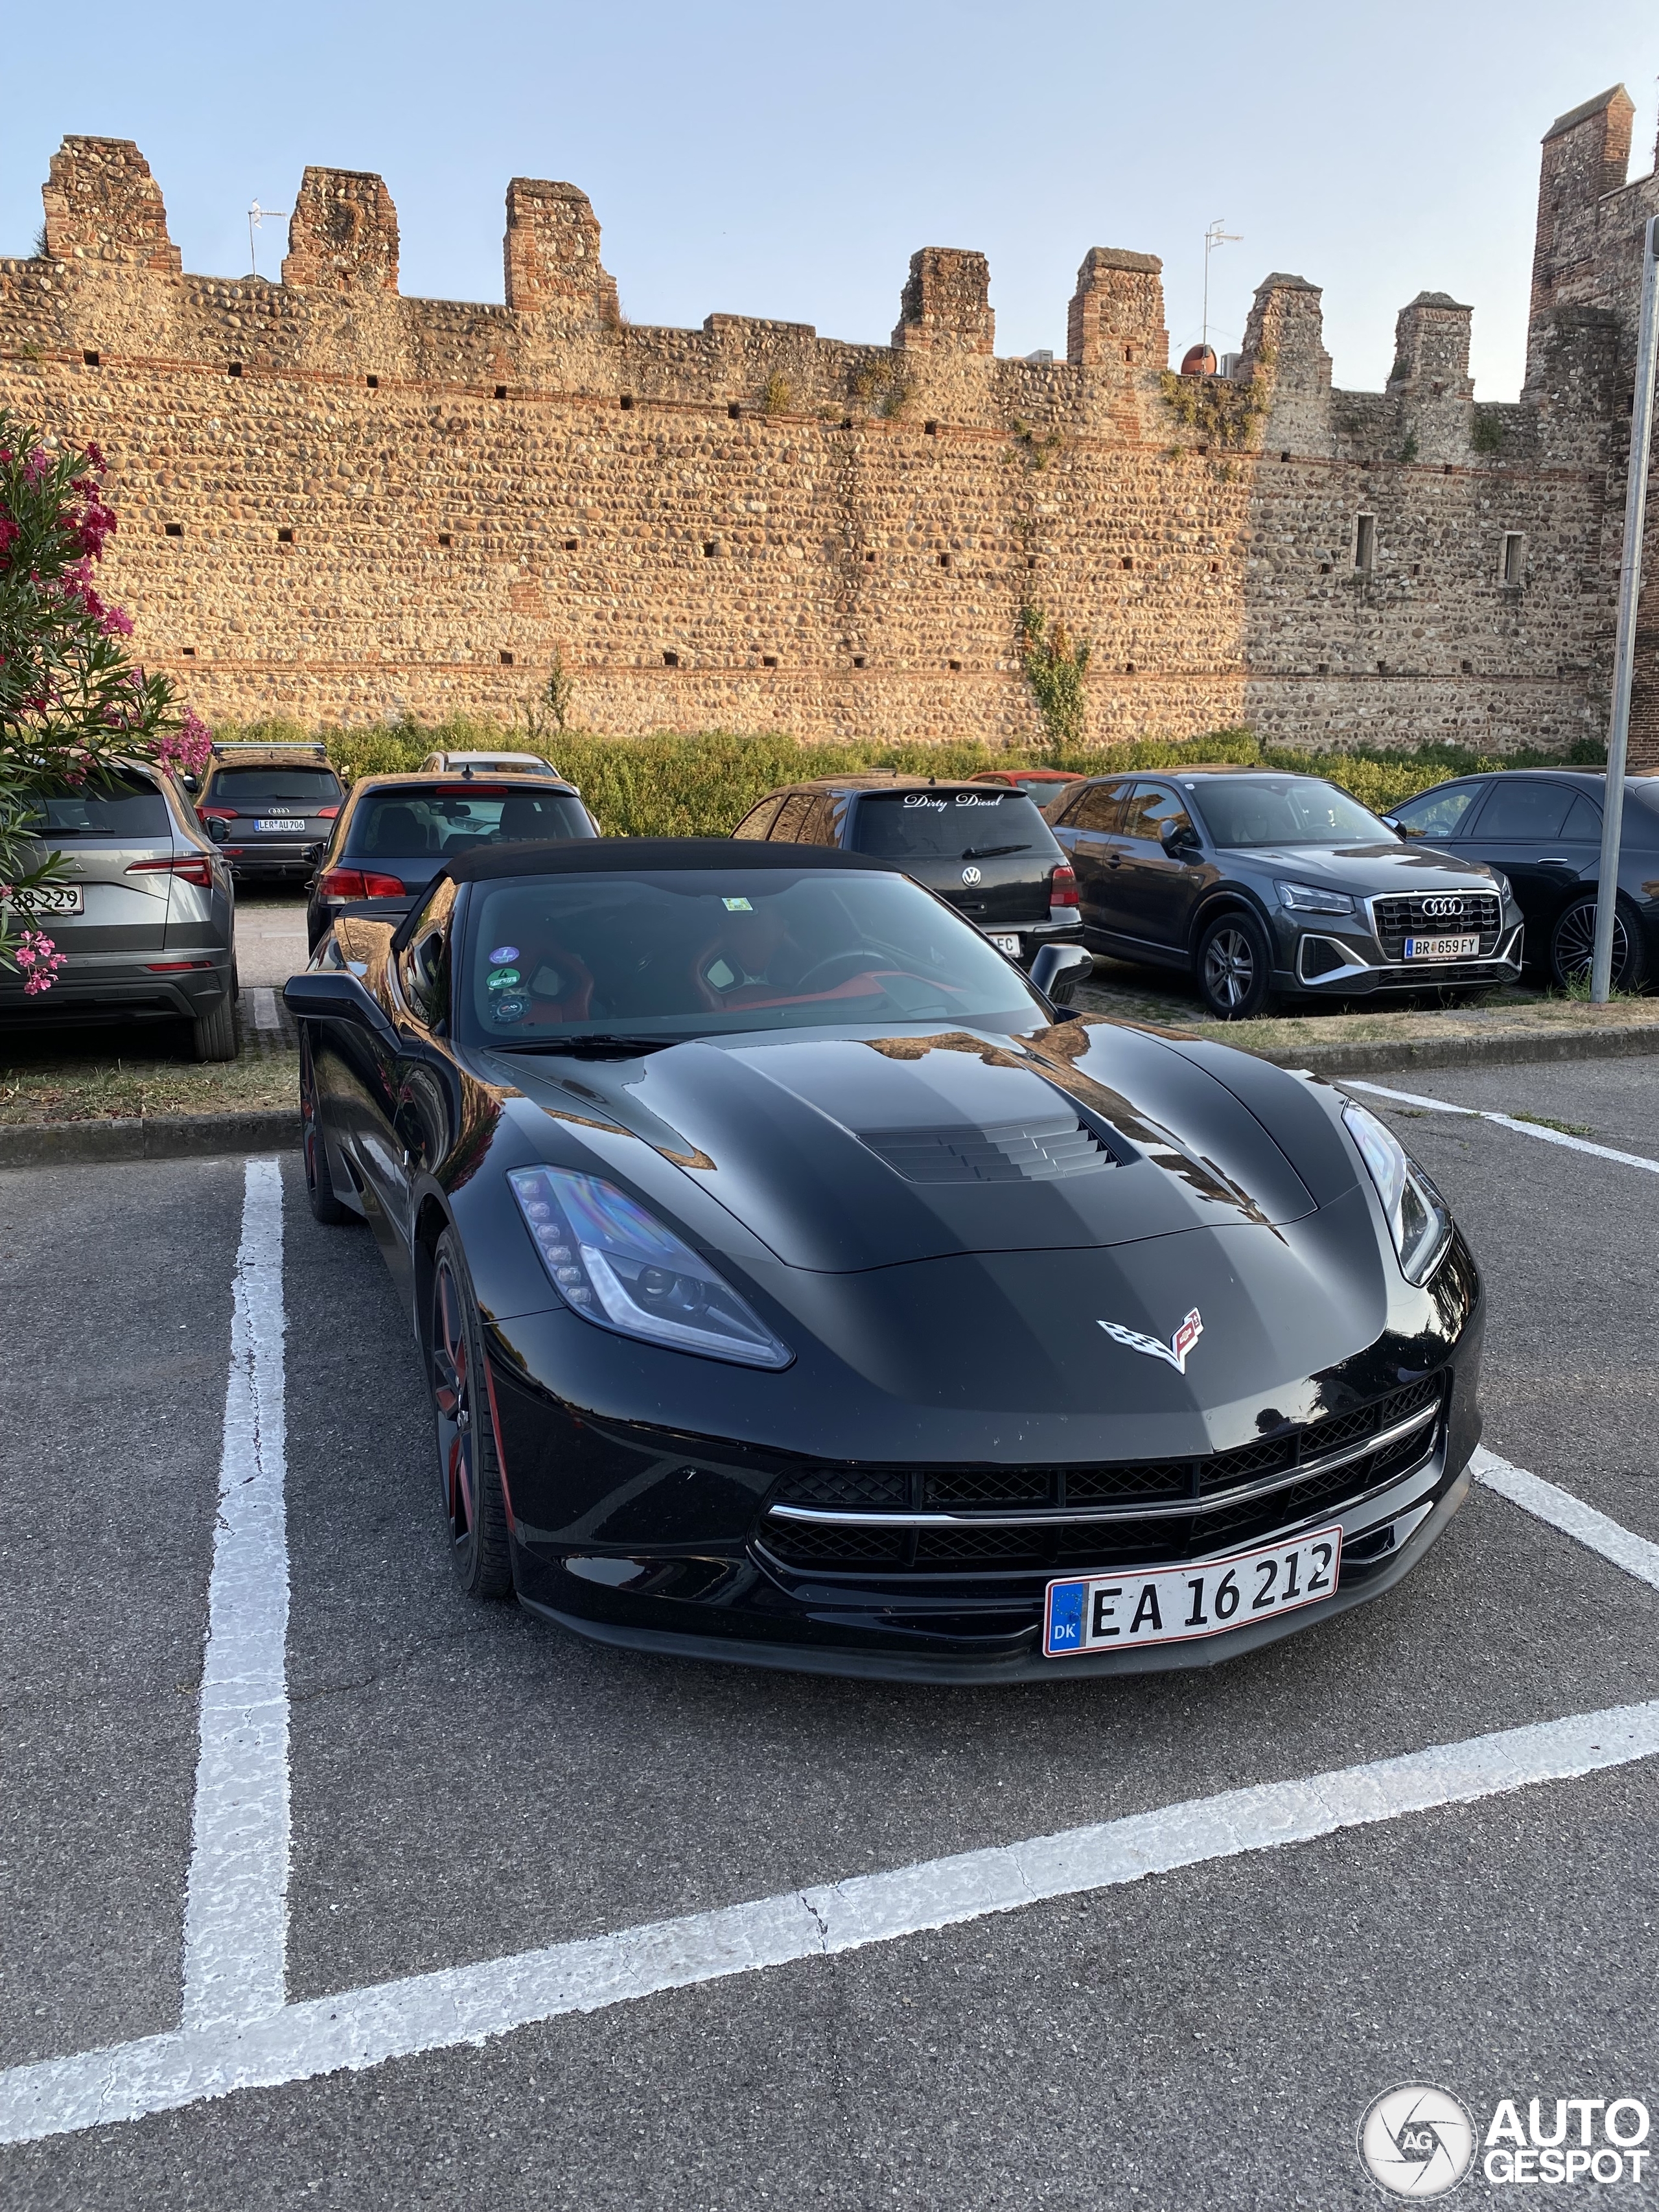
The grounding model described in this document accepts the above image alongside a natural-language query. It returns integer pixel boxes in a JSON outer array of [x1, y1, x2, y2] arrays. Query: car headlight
[[1341, 1102, 1452, 1285], [508, 1166, 793, 1369], [1276, 880, 1355, 915]]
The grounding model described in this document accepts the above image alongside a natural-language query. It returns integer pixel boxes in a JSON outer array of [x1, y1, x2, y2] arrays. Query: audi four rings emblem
[[1420, 896, 1465, 917], [961, 865, 982, 885]]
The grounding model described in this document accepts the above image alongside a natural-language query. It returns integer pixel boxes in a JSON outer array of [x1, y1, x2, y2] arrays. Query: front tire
[[1196, 910, 1276, 1021], [1549, 892, 1648, 992], [429, 1229, 514, 1600]]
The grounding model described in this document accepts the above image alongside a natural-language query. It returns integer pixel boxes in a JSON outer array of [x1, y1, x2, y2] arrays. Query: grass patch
[[1506, 1110, 1596, 1137], [210, 714, 1608, 841], [0, 1016, 297, 1123]]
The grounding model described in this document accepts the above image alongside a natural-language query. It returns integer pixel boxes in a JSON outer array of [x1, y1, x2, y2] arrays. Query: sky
[[5, 0, 1659, 402]]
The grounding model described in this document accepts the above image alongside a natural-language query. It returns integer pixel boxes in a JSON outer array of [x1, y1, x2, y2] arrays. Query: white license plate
[[988, 933, 1022, 956], [1403, 935, 1479, 960], [3, 883, 82, 915], [1043, 1524, 1343, 1657], [255, 818, 303, 833]]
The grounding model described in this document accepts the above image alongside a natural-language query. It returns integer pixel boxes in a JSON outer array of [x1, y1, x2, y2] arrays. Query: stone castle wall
[[1, 111, 1653, 762]]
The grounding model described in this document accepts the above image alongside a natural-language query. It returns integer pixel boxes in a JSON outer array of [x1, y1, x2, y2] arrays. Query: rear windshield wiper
[[960, 842, 1032, 859], [487, 1033, 681, 1057]]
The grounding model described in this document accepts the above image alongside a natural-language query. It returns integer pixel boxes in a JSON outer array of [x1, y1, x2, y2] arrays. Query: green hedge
[[213, 715, 1606, 837]]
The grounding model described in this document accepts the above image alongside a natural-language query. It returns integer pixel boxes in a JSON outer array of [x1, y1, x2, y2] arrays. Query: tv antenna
[[248, 200, 288, 280], [1203, 218, 1242, 353]]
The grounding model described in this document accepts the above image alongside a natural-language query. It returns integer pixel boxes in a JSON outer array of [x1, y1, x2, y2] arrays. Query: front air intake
[[859, 1119, 1114, 1184]]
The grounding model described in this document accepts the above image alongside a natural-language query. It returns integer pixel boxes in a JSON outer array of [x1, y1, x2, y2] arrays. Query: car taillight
[[319, 867, 406, 899], [1049, 865, 1079, 910], [127, 856, 216, 890], [199, 806, 238, 822], [316, 805, 341, 819]]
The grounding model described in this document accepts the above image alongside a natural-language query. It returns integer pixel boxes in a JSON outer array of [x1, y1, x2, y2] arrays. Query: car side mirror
[[1029, 941, 1094, 1007], [205, 817, 229, 843], [283, 970, 397, 1043], [1159, 820, 1199, 856], [180, 772, 200, 794], [1382, 813, 1421, 838]]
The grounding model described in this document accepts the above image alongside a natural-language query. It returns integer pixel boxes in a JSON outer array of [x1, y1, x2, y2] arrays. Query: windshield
[[205, 766, 342, 808], [345, 785, 592, 862], [851, 789, 1053, 859], [1187, 778, 1391, 849], [459, 868, 1045, 1045], [23, 768, 171, 840]]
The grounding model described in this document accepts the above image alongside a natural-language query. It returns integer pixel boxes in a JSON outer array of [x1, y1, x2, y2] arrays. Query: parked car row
[[5, 749, 1656, 1056]]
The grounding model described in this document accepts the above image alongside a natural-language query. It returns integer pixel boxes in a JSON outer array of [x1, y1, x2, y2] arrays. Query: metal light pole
[[1593, 212, 1659, 1001], [1202, 218, 1241, 357], [247, 200, 288, 281]]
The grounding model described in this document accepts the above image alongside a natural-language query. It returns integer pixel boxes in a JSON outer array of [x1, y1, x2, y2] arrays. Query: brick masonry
[[2, 104, 1656, 763]]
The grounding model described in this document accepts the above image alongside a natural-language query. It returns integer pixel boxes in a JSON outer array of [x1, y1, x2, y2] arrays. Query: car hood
[[1220, 841, 1501, 892], [483, 1019, 1337, 1274]]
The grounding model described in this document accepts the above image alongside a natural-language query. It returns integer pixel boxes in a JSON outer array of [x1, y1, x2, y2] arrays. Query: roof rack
[[210, 738, 330, 758]]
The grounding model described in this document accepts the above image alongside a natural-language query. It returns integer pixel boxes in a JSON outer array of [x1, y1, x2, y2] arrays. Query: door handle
[[1106, 854, 1122, 868]]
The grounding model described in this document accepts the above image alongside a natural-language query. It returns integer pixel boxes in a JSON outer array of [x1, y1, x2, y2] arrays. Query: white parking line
[[249, 986, 281, 1032], [2, 1697, 1657, 2146], [180, 1158, 290, 2034], [3, 1190, 1658, 2148], [1474, 1447, 1659, 1592], [1345, 1079, 1659, 1175]]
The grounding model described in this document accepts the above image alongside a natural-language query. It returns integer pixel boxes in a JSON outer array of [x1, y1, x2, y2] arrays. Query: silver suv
[[1, 761, 238, 1058]]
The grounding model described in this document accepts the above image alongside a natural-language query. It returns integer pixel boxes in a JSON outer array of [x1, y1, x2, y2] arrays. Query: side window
[[798, 795, 839, 845], [769, 793, 815, 841], [1562, 792, 1602, 840], [1120, 782, 1194, 844], [1070, 780, 1132, 834], [1468, 778, 1574, 841], [1391, 782, 1485, 840], [396, 878, 456, 1027], [732, 794, 784, 841]]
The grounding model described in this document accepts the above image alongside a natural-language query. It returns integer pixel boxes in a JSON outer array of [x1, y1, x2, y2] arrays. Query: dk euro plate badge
[[1044, 1526, 1343, 1657], [1099, 1307, 1203, 1373]]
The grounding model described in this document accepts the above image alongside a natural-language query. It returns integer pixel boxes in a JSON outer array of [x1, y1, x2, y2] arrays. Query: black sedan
[[1048, 769, 1522, 1018], [731, 774, 1085, 969], [1387, 767, 1659, 991], [305, 771, 596, 948], [286, 839, 1483, 1683]]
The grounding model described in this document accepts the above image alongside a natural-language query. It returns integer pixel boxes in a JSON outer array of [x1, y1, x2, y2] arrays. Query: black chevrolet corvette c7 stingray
[[284, 839, 1482, 1682]]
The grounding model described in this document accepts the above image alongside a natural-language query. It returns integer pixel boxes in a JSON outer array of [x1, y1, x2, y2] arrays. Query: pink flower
[[82, 439, 107, 472], [14, 929, 66, 995], [156, 705, 213, 776], [22, 447, 51, 486], [0, 515, 16, 562]]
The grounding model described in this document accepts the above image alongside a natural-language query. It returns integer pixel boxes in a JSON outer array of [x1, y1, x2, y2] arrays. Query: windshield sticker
[[485, 966, 522, 991], [489, 944, 519, 964], [490, 993, 529, 1024], [721, 896, 754, 911]]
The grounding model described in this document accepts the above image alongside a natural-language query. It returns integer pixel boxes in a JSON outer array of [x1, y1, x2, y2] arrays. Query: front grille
[[759, 1376, 1444, 1577], [1371, 892, 1502, 961]]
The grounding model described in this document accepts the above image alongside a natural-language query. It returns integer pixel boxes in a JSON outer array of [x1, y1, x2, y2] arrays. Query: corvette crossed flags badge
[[1098, 1307, 1204, 1374]]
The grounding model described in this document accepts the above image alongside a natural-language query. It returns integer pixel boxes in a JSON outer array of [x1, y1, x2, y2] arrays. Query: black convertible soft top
[[443, 837, 903, 885]]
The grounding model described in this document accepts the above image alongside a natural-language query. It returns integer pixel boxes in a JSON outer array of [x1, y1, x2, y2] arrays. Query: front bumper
[[494, 1235, 1483, 1681], [1280, 920, 1524, 997]]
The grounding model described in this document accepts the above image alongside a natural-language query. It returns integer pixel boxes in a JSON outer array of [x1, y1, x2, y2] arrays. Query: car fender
[[1187, 882, 1277, 960]]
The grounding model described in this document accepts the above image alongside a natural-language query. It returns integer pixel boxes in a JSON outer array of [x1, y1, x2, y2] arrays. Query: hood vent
[[859, 1118, 1115, 1185]]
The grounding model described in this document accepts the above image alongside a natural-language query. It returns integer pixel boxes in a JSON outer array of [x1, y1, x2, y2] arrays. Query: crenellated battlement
[[0, 119, 1649, 758]]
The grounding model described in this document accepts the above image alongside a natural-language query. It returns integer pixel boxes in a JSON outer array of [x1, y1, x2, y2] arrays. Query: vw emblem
[[1421, 896, 1464, 918], [961, 865, 982, 885]]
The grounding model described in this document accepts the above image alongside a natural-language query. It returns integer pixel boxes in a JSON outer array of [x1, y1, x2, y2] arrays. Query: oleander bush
[[209, 713, 1607, 839]]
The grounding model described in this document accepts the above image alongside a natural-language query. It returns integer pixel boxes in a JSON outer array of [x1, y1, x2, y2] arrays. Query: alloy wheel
[[432, 1256, 477, 1565], [1553, 900, 1630, 987], [1203, 927, 1256, 1014]]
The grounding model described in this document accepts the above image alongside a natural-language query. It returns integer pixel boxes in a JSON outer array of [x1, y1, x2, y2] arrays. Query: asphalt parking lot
[[1, 1050, 1656, 2209]]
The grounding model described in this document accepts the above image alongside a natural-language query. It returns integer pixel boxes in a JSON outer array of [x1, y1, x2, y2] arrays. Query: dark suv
[[730, 776, 1084, 968], [197, 744, 345, 885], [1047, 767, 1520, 1018], [307, 772, 597, 948]]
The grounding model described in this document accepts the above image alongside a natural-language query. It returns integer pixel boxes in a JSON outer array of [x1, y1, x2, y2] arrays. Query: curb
[[1239, 1019, 1659, 1080], [0, 1109, 301, 1169]]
